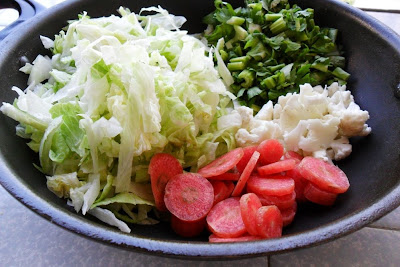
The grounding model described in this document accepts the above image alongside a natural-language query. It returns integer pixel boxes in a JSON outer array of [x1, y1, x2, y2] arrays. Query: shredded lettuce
[[1, 6, 238, 231]]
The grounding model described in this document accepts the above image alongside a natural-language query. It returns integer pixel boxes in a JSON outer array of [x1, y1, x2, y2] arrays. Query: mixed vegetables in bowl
[[0, 0, 372, 242]]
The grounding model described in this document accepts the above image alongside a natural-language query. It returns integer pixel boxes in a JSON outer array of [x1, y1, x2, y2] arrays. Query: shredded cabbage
[[0, 6, 238, 231]]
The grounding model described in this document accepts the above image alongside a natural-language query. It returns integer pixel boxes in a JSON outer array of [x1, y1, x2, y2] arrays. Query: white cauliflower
[[338, 102, 371, 137], [234, 82, 371, 161]]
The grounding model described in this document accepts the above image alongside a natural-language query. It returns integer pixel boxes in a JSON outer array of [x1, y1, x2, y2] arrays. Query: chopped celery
[[227, 16, 245, 25], [228, 61, 246, 71], [204, 0, 348, 106], [332, 67, 350, 81]]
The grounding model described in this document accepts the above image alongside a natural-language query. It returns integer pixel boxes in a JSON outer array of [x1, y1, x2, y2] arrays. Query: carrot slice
[[281, 202, 297, 227], [207, 172, 240, 181], [170, 215, 206, 238], [256, 191, 296, 210], [225, 181, 235, 197], [236, 145, 258, 173], [286, 166, 308, 202], [198, 148, 244, 178], [211, 180, 229, 205], [240, 193, 262, 236], [257, 159, 296, 176], [232, 151, 260, 197], [148, 153, 183, 211], [164, 173, 214, 222], [298, 157, 350, 194], [209, 234, 263, 243], [257, 139, 284, 165], [247, 176, 295, 197], [256, 205, 283, 239], [206, 197, 247, 238], [283, 151, 303, 163], [304, 182, 338, 206]]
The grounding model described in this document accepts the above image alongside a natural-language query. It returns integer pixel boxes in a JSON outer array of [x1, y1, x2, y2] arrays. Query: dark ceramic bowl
[[0, 0, 400, 258]]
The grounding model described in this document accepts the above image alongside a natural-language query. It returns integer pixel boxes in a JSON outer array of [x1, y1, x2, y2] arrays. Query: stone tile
[[0, 186, 268, 267], [270, 227, 400, 266], [367, 11, 400, 35], [369, 205, 400, 230]]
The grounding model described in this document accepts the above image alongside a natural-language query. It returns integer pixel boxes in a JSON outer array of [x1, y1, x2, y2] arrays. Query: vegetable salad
[[0, 0, 371, 236]]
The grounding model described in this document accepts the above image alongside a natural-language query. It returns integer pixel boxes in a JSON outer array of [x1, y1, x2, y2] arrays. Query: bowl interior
[[0, 0, 400, 257]]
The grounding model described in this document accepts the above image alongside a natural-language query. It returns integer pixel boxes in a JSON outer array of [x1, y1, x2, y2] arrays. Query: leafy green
[[204, 0, 349, 106]]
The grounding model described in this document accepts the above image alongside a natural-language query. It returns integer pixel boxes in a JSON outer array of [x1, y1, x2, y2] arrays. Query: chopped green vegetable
[[204, 0, 349, 107]]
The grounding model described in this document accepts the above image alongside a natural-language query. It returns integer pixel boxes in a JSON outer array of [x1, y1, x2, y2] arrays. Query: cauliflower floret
[[233, 82, 371, 162], [327, 82, 347, 97], [254, 100, 273, 121], [339, 102, 371, 137], [236, 106, 254, 128], [235, 128, 260, 146], [235, 121, 282, 146], [284, 117, 340, 153], [279, 86, 328, 131], [330, 136, 352, 160], [273, 103, 283, 119]]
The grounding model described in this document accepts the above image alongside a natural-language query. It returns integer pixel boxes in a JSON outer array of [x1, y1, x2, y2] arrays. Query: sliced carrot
[[207, 172, 240, 181], [257, 159, 297, 176], [256, 205, 283, 239], [148, 153, 183, 211], [198, 148, 244, 178], [240, 193, 262, 236], [298, 157, 350, 194], [209, 234, 263, 243], [303, 182, 338, 206], [281, 202, 297, 227], [247, 176, 295, 197], [232, 151, 260, 197], [211, 180, 229, 205], [257, 139, 284, 165], [206, 197, 247, 238], [170, 215, 206, 238], [286, 166, 308, 202], [164, 173, 214, 222], [225, 181, 235, 197], [236, 145, 258, 173], [283, 151, 303, 163], [256, 191, 296, 210]]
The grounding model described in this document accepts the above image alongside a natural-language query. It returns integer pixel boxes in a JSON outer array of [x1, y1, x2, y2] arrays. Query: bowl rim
[[1, 0, 400, 258]]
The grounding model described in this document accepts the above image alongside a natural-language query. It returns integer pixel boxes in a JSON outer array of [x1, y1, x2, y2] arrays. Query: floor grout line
[[365, 225, 400, 231]]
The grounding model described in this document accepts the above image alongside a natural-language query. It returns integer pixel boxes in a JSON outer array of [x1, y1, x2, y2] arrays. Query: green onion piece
[[296, 31, 309, 42], [247, 42, 269, 60], [233, 45, 243, 56], [228, 62, 246, 71], [269, 63, 285, 72], [261, 76, 276, 90], [234, 25, 248, 40], [329, 56, 345, 68], [265, 13, 283, 22], [332, 67, 350, 81], [238, 70, 255, 88], [219, 50, 228, 61], [270, 17, 287, 35], [311, 58, 329, 72], [226, 16, 245, 25], [328, 28, 338, 43], [248, 23, 262, 33], [277, 72, 286, 84], [230, 56, 249, 63]]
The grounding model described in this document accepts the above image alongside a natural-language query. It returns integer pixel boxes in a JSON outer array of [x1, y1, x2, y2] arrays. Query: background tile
[[270, 228, 400, 266]]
